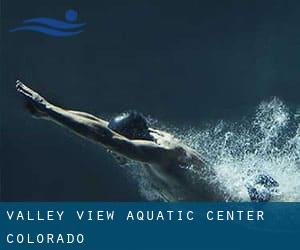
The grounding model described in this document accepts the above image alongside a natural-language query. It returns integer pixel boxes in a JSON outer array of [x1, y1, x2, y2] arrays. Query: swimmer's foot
[[16, 80, 49, 118], [246, 174, 279, 202]]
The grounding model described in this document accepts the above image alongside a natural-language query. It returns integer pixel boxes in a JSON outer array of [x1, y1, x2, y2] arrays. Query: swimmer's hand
[[16, 80, 49, 118]]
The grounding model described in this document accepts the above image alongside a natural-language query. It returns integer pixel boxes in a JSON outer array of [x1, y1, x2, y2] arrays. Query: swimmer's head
[[108, 111, 153, 141]]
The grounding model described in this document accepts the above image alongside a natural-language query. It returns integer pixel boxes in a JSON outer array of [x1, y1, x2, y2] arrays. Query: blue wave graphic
[[9, 9, 85, 37], [10, 25, 84, 37], [23, 18, 85, 29]]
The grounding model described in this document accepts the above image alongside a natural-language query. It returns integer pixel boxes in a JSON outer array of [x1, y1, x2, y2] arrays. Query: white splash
[[125, 98, 300, 201]]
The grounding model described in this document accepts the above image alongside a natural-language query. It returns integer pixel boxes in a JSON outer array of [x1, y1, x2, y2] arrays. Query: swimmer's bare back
[[16, 80, 222, 200]]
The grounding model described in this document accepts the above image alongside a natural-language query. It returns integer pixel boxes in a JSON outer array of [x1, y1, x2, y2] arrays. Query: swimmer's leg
[[246, 174, 279, 202]]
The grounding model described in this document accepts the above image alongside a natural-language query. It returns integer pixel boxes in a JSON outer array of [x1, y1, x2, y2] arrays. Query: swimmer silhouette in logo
[[15, 80, 279, 201]]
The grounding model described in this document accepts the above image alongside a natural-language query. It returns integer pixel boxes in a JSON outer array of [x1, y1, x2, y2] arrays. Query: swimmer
[[16, 80, 278, 201]]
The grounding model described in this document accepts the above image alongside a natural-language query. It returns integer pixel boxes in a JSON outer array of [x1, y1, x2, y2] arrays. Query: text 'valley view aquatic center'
[[6, 209, 264, 222]]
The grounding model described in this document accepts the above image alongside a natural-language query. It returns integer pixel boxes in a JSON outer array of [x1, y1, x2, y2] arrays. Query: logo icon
[[9, 9, 85, 37]]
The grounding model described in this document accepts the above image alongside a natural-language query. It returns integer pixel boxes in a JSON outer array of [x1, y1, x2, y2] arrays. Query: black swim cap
[[108, 111, 153, 140]]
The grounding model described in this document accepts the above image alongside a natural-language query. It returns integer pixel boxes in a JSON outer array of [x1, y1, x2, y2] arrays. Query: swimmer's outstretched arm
[[16, 81, 176, 165]]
